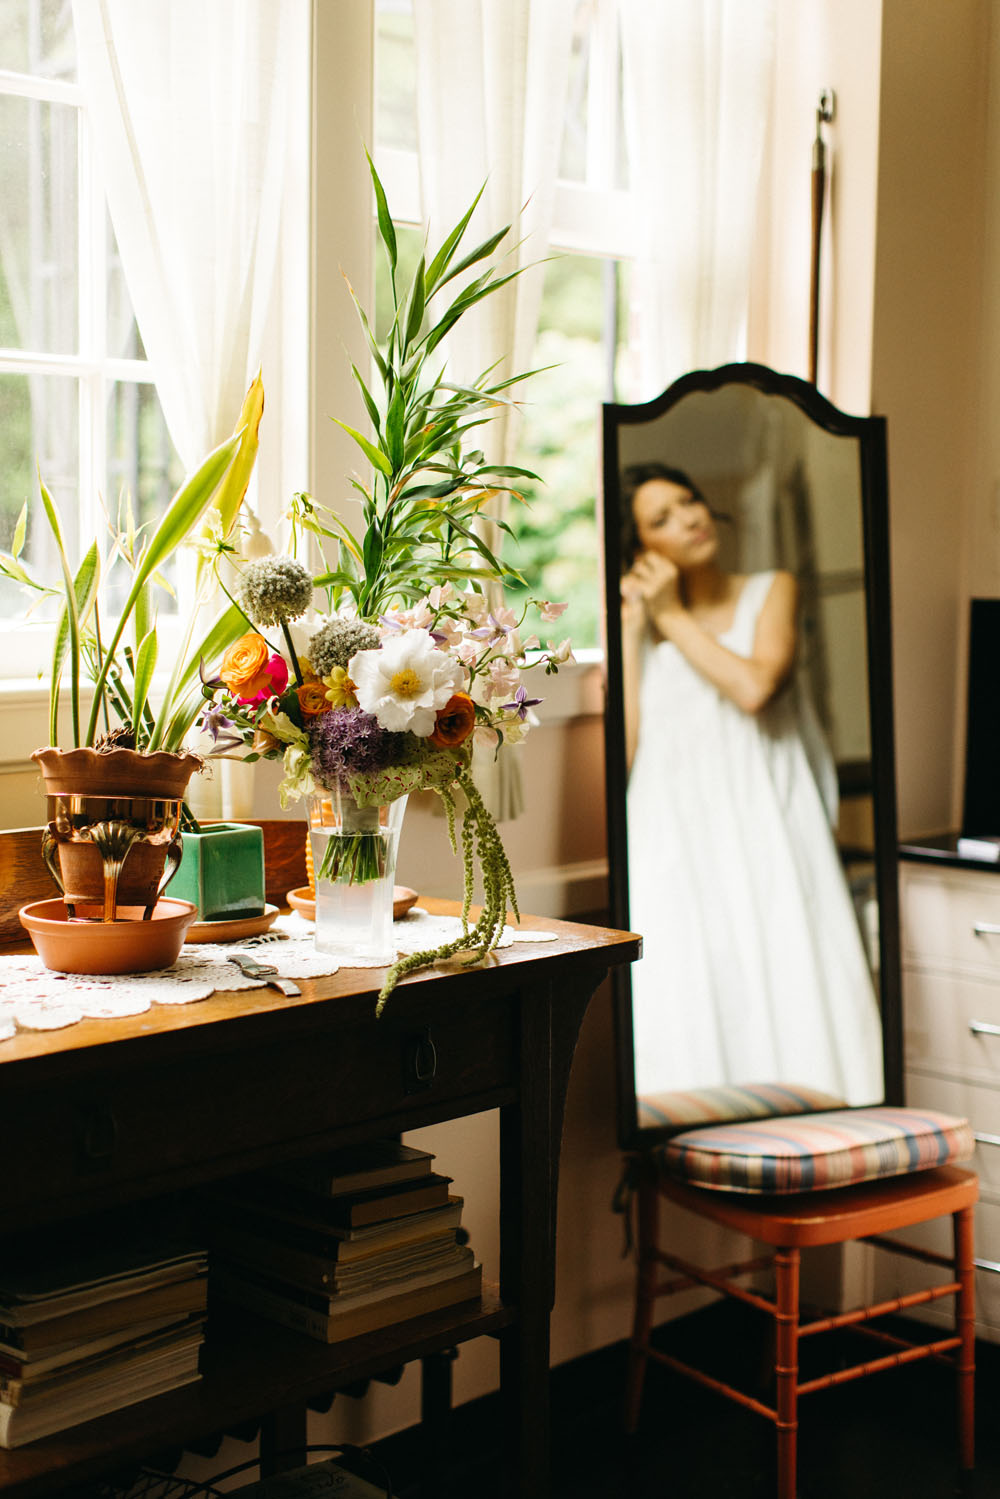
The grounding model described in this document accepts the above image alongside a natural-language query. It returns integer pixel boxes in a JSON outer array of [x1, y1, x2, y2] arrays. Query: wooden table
[[0, 897, 639, 1498]]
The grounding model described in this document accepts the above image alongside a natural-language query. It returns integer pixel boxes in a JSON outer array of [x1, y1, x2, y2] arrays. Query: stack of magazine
[[0, 1238, 207, 1448], [206, 1140, 482, 1343]]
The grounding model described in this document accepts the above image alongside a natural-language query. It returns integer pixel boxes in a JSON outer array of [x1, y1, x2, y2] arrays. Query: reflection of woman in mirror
[[620, 461, 883, 1105]]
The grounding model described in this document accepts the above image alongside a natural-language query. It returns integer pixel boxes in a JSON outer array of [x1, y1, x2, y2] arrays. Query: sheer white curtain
[[71, 0, 301, 817], [412, 0, 576, 470], [70, 0, 295, 472], [620, 0, 776, 397], [412, 0, 575, 821]]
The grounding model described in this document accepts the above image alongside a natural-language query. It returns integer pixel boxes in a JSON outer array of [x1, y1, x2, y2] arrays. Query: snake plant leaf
[[330, 417, 393, 478], [366, 146, 397, 275], [130, 626, 158, 736], [48, 540, 100, 747], [86, 429, 243, 745], [38, 476, 83, 746]]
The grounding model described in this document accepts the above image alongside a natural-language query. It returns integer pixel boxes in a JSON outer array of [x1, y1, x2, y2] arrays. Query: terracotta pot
[[31, 747, 203, 919]]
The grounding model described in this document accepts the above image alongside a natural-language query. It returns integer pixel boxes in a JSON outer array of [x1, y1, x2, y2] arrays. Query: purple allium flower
[[308, 707, 407, 788]]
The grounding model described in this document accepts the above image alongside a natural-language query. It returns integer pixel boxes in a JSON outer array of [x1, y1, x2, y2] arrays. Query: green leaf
[[350, 364, 383, 436], [425, 182, 485, 291], [435, 224, 511, 291], [131, 626, 158, 736], [11, 502, 27, 560], [38, 477, 82, 746], [365, 146, 397, 274], [330, 416, 393, 478], [403, 255, 426, 348], [85, 429, 242, 745], [385, 383, 406, 472]]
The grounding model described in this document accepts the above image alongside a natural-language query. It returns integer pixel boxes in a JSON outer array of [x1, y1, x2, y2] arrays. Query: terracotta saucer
[[184, 904, 280, 944], [19, 897, 197, 974], [286, 886, 419, 921]]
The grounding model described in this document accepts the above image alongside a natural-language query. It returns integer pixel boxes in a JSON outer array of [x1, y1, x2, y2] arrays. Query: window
[[374, 0, 639, 647], [0, 0, 181, 642]]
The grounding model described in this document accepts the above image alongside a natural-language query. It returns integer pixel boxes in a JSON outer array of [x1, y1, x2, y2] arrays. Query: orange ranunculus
[[429, 692, 476, 748], [296, 680, 332, 719], [220, 633, 271, 694]]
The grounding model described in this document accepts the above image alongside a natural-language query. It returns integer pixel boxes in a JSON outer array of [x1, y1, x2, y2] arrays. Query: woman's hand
[[623, 550, 682, 625]]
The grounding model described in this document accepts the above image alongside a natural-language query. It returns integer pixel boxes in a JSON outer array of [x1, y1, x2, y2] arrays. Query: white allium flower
[[350, 629, 464, 736]]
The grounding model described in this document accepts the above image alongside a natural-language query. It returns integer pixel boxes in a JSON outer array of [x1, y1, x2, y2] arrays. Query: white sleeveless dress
[[626, 571, 884, 1105]]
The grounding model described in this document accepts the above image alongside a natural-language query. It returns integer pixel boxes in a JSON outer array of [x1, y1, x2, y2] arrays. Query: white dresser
[[879, 850, 1000, 1341]]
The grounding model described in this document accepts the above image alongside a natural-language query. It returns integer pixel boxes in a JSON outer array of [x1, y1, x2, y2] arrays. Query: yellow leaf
[[214, 371, 265, 539]]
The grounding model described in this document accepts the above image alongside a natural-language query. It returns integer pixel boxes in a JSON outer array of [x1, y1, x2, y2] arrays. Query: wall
[[870, 0, 990, 838]]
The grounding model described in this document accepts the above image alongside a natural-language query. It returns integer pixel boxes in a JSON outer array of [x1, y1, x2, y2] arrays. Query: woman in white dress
[[620, 462, 884, 1106]]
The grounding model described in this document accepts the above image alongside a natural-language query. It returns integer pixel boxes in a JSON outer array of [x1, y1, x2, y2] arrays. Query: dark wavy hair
[[619, 462, 708, 572]]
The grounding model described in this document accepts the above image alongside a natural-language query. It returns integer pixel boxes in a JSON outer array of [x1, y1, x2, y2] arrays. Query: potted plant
[[196, 157, 573, 1010], [1, 377, 264, 922]]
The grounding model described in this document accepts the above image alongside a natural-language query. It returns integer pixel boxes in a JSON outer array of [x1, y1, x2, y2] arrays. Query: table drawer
[[903, 965, 1000, 1082], [901, 865, 1000, 973], [1, 996, 516, 1215]]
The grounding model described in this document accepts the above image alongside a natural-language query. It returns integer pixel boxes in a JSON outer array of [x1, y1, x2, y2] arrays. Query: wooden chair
[[623, 1095, 977, 1499]]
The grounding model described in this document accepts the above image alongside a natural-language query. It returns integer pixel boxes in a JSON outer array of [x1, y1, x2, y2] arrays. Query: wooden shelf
[[0, 1286, 509, 1497]]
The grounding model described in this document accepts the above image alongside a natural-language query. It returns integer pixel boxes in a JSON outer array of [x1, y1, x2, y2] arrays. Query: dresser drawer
[[903, 965, 1000, 1082], [904, 1070, 1000, 1193], [873, 1195, 1000, 1342], [900, 864, 1000, 974]]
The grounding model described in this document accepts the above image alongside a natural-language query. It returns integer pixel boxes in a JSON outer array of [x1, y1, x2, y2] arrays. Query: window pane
[[376, 0, 417, 153], [0, 370, 78, 620], [104, 381, 183, 617], [0, 93, 78, 353], [507, 254, 608, 649], [558, 0, 593, 184], [106, 211, 144, 359], [0, 0, 75, 79]]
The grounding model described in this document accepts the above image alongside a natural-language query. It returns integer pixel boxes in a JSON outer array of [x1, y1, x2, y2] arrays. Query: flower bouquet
[[197, 154, 572, 1011]]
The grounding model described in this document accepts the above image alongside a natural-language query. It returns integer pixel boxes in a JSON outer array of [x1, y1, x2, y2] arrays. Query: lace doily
[[0, 909, 557, 1038]]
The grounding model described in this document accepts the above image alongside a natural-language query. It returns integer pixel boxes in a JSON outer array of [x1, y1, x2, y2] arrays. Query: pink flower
[[236, 653, 289, 706], [540, 600, 568, 622], [486, 658, 521, 701]]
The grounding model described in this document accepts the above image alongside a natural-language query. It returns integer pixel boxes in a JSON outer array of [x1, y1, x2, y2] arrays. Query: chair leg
[[624, 1170, 659, 1433], [774, 1246, 800, 1499], [954, 1205, 976, 1472]]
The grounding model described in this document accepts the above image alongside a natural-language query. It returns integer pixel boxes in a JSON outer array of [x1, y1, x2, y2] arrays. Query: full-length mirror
[[602, 363, 901, 1148]]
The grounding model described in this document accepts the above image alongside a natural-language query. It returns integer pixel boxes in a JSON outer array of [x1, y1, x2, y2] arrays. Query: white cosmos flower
[[349, 628, 465, 735]]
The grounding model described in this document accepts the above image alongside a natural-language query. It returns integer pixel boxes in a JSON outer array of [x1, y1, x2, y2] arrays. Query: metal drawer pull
[[975, 1257, 1000, 1275], [969, 1020, 1000, 1037], [973, 1131, 1000, 1148], [973, 922, 1000, 936]]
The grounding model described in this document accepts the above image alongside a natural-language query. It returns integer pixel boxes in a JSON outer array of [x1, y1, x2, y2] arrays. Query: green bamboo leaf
[[11, 502, 27, 559], [435, 225, 511, 291], [425, 182, 485, 291], [365, 146, 397, 273], [351, 364, 383, 436], [385, 383, 406, 472], [403, 255, 426, 348], [330, 416, 393, 478], [344, 276, 389, 386], [130, 626, 158, 736], [211, 371, 264, 542]]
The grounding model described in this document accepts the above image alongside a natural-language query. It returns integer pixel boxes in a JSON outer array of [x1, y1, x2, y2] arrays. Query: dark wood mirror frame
[[601, 361, 902, 1151]]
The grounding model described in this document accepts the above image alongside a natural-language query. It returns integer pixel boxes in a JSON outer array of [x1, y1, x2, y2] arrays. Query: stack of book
[[0, 1239, 208, 1448], [206, 1141, 482, 1343]]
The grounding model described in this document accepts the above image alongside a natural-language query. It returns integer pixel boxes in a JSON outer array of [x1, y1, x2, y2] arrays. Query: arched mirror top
[[601, 363, 900, 1151]]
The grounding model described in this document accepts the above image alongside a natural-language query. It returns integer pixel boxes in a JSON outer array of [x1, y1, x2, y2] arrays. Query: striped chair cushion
[[638, 1081, 846, 1133], [660, 1107, 975, 1194]]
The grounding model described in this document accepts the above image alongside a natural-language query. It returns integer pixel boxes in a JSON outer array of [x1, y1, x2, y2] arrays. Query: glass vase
[[309, 789, 408, 964]]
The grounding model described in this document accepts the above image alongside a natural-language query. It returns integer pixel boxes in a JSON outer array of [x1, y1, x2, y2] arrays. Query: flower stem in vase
[[310, 792, 407, 964]]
